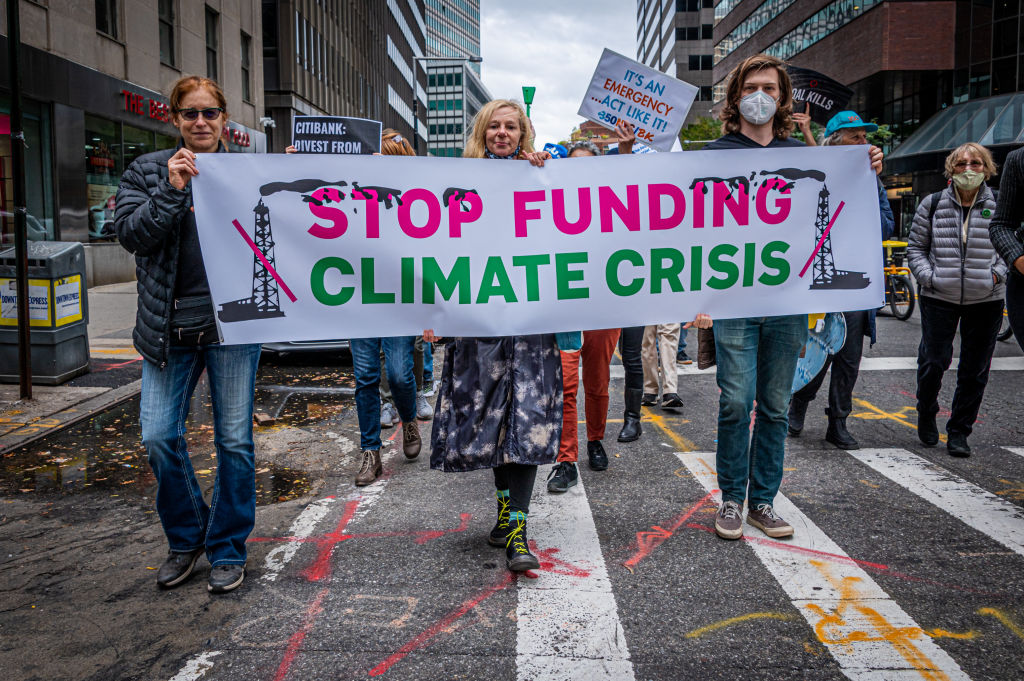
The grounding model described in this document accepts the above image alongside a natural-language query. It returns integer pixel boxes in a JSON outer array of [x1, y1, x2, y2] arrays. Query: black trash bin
[[0, 241, 90, 385]]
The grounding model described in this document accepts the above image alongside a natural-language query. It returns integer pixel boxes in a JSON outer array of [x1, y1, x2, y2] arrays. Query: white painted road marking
[[262, 496, 337, 582], [167, 652, 222, 681], [676, 451, 971, 681], [607, 355, 1024, 378], [1004, 447, 1024, 460], [517, 466, 636, 681], [170, 445, 402, 680], [849, 448, 1024, 558]]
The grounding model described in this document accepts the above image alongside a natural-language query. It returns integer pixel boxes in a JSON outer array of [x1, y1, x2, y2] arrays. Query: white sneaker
[[380, 402, 398, 428], [416, 394, 433, 421], [422, 381, 437, 398]]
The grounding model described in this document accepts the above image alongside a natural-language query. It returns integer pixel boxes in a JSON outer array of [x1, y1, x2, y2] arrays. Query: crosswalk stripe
[[1004, 447, 1024, 460], [517, 466, 636, 681], [848, 448, 1024, 558], [676, 451, 971, 681]]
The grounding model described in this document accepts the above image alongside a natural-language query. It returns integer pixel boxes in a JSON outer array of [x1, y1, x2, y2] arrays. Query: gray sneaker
[[208, 564, 245, 594], [747, 503, 794, 538], [416, 394, 433, 421], [714, 500, 744, 540], [380, 402, 397, 429]]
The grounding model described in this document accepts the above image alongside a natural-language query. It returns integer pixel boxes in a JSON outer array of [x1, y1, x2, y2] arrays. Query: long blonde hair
[[464, 99, 535, 159]]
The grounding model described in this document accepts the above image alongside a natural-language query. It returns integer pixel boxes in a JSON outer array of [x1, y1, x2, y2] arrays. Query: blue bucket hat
[[825, 111, 878, 138]]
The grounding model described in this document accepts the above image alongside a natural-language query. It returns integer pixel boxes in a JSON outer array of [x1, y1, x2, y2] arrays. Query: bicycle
[[998, 306, 1014, 342], [882, 240, 915, 321]]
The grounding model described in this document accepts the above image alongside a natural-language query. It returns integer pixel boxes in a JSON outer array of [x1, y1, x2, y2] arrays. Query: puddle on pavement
[[0, 367, 357, 503]]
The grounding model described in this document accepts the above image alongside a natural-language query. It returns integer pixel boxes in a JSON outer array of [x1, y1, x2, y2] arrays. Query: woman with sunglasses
[[907, 142, 1006, 457], [114, 76, 261, 594]]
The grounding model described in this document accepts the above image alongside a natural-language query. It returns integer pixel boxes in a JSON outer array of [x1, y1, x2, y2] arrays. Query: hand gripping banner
[[190, 147, 884, 344]]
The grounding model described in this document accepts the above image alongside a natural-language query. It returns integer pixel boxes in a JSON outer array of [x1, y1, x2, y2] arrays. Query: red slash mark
[[231, 218, 298, 302], [368, 572, 516, 676], [799, 200, 846, 278], [623, 490, 716, 570], [531, 543, 592, 578], [272, 587, 329, 681], [301, 500, 360, 582]]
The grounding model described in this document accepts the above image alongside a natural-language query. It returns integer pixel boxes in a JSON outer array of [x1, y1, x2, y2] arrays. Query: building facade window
[[96, 0, 119, 39], [158, 0, 175, 66], [1, 97, 55, 243], [715, 0, 798, 65], [84, 114, 176, 241], [205, 6, 219, 81], [241, 32, 252, 102], [764, 0, 883, 63], [688, 54, 713, 70]]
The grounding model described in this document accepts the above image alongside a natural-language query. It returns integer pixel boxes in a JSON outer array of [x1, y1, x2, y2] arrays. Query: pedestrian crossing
[[169, 442, 1024, 681]]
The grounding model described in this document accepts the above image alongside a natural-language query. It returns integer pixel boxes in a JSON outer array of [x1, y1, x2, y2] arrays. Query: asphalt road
[[2, 315, 1023, 681]]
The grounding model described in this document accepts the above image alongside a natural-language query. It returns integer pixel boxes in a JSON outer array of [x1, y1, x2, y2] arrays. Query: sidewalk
[[0, 281, 141, 453]]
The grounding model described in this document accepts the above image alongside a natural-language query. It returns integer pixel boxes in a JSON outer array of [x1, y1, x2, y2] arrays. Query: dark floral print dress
[[429, 335, 563, 472]]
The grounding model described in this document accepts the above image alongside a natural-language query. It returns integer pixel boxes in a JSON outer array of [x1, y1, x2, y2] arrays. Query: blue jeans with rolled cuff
[[350, 336, 418, 451], [141, 343, 262, 566], [713, 315, 806, 508]]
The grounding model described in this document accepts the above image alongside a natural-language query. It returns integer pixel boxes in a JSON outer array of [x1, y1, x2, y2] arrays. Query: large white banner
[[191, 147, 884, 344]]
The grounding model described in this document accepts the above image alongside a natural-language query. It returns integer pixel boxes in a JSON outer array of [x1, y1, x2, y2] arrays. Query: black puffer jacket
[[114, 147, 193, 367]]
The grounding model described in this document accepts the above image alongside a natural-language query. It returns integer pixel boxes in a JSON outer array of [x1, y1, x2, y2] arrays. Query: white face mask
[[952, 169, 985, 191], [739, 90, 778, 126]]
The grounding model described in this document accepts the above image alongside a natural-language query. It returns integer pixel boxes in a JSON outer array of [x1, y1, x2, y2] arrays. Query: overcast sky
[[479, 2, 637, 147]]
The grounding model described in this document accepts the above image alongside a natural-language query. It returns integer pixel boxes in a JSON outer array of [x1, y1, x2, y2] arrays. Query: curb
[[0, 379, 143, 454]]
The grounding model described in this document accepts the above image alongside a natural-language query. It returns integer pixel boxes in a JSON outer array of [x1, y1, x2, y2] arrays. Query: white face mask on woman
[[952, 169, 985, 191], [739, 91, 778, 126]]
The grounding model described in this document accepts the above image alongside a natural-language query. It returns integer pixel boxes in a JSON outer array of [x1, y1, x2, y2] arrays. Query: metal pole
[[409, 55, 421, 155], [7, 0, 33, 398]]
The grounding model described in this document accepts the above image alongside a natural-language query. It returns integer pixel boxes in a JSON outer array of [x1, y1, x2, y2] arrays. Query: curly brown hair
[[719, 54, 793, 140]]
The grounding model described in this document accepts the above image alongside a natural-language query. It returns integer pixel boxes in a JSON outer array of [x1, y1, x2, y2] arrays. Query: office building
[[708, 0, 1024, 230], [426, 60, 490, 157], [424, 0, 480, 74], [1, 0, 264, 283], [423, 0, 484, 156], [636, 0, 717, 126], [262, 1, 427, 153]]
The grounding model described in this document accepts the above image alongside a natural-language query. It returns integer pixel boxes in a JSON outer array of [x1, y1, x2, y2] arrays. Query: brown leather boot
[[402, 421, 422, 459], [354, 449, 382, 486]]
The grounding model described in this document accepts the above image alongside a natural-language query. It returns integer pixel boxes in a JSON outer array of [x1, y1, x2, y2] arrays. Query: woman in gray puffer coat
[[907, 142, 1006, 458]]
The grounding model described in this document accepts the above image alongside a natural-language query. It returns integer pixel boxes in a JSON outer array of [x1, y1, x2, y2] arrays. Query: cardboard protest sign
[[291, 115, 382, 154], [578, 49, 698, 152], [191, 147, 883, 344], [788, 66, 854, 126]]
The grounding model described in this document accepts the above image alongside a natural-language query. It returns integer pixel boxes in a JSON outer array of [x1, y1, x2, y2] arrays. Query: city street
[[2, 313, 1023, 680]]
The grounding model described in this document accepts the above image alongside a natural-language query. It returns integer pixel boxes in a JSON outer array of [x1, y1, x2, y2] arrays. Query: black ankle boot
[[788, 397, 809, 436], [825, 409, 859, 450], [918, 410, 939, 446], [488, 492, 511, 547], [505, 511, 539, 571], [587, 440, 609, 471], [618, 388, 643, 442]]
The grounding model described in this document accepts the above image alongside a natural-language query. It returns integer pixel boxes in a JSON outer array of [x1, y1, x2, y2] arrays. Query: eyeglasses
[[953, 160, 984, 170], [174, 107, 224, 121]]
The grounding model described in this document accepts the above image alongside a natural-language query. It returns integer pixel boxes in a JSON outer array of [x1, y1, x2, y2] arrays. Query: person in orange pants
[[547, 328, 621, 492]]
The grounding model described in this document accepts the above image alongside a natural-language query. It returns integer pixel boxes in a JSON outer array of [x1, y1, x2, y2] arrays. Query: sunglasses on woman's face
[[174, 107, 224, 121]]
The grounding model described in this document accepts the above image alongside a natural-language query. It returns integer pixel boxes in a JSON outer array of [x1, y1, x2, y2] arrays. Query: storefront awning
[[887, 93, 1024, 174]]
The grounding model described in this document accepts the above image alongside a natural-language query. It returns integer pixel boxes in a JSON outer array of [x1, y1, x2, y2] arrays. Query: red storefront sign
[[120, 89, 171, 123]]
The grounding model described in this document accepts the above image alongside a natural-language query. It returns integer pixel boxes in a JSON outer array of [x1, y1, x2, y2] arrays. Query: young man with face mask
[[700, 55, 883, 541]]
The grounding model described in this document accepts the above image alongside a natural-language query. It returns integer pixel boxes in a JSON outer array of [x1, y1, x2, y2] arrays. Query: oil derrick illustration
[[808, 184, 869, 290], [218, 199, 288, 322]]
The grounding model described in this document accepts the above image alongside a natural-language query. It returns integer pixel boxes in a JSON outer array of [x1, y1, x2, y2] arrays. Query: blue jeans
[[141, 343, 262, 565], [350, 336, 417, 450], [423, 341, 433, 384], [713, 316, 806, 507]]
